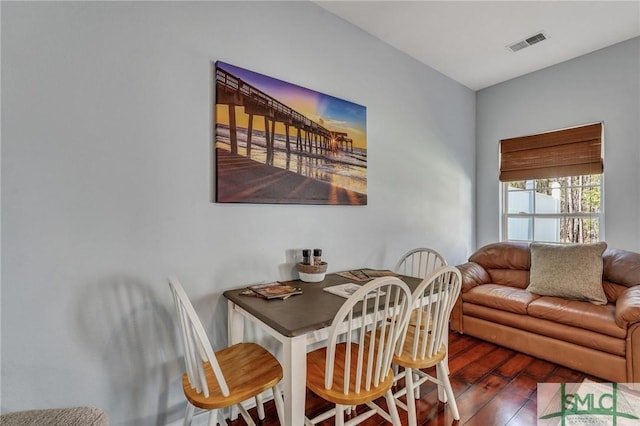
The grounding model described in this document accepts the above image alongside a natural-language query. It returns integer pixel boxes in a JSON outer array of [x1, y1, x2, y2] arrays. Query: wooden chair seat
[[394, 328, 446, 370], [183, 342, 283, 410], [306, 343, 395, 406], [408, 309, 432, 329]]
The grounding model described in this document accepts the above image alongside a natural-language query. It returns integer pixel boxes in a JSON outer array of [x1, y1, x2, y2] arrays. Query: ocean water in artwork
[[216, 125, 367, 195]]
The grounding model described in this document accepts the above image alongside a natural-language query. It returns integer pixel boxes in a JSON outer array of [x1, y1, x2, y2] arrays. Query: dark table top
[[223, 271, 422, 338]]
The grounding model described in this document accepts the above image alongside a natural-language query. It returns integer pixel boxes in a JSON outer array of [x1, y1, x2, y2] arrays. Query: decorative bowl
[[296, 261, 328, 283]]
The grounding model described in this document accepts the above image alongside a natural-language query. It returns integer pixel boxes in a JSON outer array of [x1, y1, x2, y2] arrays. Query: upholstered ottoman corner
[[0, 407, 108, 426]]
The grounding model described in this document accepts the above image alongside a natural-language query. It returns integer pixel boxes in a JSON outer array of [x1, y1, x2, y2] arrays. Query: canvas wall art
[[214, 61, 367, 205]]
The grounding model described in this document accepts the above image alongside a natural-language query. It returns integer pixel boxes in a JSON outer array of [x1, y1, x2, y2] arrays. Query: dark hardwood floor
[[228, 333, 601, 425]]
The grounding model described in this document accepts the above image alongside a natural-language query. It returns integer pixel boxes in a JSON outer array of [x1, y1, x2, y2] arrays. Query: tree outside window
[[504, 175, 601, 243]]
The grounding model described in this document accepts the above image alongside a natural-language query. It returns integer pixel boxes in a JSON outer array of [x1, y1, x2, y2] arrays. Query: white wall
[[1, 2, 475, 423], [476, 37, 640, 252]]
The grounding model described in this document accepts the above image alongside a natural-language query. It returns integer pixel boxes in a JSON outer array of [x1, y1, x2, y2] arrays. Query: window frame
[[500, 176, 605, 243]]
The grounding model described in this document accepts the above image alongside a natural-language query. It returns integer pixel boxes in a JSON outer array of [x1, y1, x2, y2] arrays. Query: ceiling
[[315, 1, 640, 91]]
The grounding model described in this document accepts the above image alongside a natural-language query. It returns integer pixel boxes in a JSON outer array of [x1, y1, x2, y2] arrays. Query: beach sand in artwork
[[215, 148, 367, 205]]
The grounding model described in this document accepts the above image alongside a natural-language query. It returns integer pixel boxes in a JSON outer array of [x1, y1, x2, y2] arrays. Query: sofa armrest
[[458, 262, 491, 293], [615, 286, 640, 328], [451, 262, 491, 333]]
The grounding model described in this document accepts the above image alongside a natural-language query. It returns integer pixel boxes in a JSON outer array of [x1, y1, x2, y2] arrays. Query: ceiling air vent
[[508, 31, 548, 52]]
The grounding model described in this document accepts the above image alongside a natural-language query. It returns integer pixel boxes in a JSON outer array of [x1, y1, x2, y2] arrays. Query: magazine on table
[[336, 269, 396, 281], [323, 283, 386, 299], [336, 270, 371, 282], [360, 269, 396, 278], [246, 282, 302, 299]]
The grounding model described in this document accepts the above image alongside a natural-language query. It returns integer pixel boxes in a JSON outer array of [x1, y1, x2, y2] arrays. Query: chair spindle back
[[399, 266, 462, 361], [169, 278, 229, 398], [324, 277, 412, 395], [394, 248, 447, 279]]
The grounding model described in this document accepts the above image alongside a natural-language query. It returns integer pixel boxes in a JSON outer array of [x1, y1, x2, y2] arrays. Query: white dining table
[[224, 271, 443, 426]]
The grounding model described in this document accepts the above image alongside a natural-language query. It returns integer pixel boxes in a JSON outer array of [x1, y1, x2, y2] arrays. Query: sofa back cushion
[[468, 242, 640, 303], [527, 242, 608, 305], [469, 242, 530, 288]]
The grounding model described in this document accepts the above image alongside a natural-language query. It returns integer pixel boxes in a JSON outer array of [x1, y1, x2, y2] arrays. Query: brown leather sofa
[[451, 242, 640, 383]]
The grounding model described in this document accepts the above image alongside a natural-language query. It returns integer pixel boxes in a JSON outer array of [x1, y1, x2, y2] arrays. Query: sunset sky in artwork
[[215, 62, 367, 150]]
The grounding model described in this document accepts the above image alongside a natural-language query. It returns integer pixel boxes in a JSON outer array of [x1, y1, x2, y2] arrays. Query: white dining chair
[[169, 278, 284, 426], [393, 247, 448, 390], [305, 276, 413, 426], [392, 266, 462, 426], [394, 247, 447, 279]]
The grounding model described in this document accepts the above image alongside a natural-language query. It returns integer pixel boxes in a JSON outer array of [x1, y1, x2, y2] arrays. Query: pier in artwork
[[215, 67, 354, 164]]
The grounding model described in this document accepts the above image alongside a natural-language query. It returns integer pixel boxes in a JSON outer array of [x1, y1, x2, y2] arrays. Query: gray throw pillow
[[527, 242, 608, 305]]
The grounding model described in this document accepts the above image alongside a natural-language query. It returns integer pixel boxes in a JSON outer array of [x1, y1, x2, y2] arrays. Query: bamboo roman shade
[[499, 122, 603, 182]]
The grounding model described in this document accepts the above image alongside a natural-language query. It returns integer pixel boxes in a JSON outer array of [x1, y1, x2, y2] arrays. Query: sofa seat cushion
[[462, 284, 540, 314], [527, 297, 625, 339], [463, 303, 626, 356]]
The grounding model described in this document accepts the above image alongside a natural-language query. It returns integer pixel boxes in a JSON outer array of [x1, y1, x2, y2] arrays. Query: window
[[500, 123, 603, 243], [503, 176, 602, 243]]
